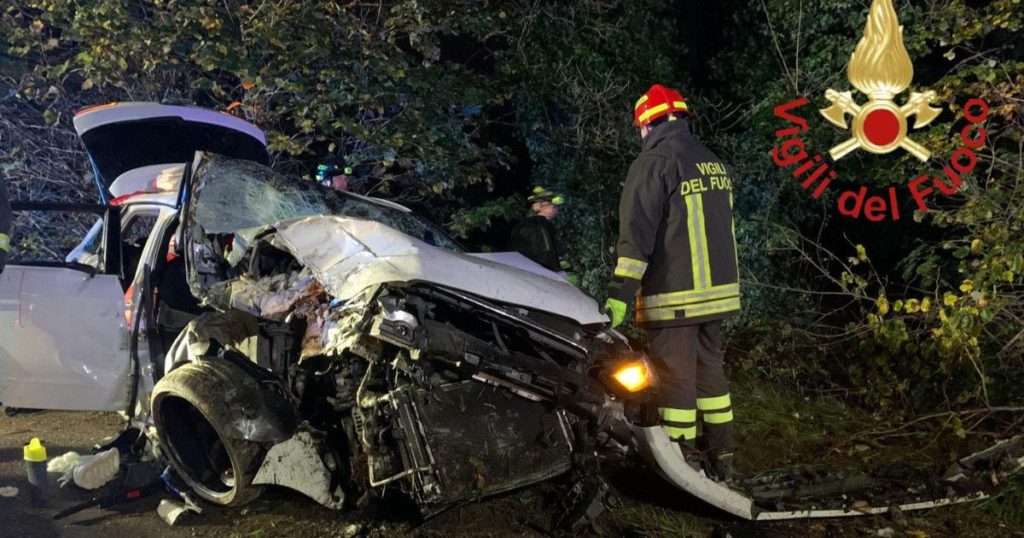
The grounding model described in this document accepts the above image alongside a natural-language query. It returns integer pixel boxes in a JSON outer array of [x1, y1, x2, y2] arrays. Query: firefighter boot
[[706, 451, 735, 484], [678, 440, 703, 473]]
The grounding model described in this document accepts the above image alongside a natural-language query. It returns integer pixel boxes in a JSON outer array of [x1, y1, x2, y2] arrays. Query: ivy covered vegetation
[[1, 0, 1022, 423]]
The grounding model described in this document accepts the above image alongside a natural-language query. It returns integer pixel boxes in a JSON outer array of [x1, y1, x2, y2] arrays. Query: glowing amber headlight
[[611, 360, 652, 393]]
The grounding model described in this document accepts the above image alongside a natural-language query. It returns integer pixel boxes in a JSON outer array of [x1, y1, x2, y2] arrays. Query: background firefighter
[[0, 175, 10, 274], [508, 186, 577, 282], [316, 157, 354, 192], [605, 84, 741, 480]]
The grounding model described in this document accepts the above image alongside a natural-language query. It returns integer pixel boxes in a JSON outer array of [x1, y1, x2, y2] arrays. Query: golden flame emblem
[[820, 0, 941, 161]]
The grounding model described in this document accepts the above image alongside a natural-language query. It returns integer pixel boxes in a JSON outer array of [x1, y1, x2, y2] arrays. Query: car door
[[0, 202, 129, 411]]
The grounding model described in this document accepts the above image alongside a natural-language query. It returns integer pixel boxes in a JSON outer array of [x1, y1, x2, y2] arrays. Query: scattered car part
[[52, 480, 164, 520], [157, 498, 201, 526], [252, 430, 345, 510], [633, 425, 1024, 520], [553, 472, 613, 531]]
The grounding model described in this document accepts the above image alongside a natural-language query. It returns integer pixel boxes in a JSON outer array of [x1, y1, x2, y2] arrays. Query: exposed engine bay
[[156, 271, 644, 516]]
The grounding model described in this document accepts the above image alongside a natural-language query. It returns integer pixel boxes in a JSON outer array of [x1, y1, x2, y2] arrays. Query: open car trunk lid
[[74, 102, 269, 201]]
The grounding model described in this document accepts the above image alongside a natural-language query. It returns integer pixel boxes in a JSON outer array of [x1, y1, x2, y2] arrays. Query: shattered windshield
[[191, 155, 462, 252]]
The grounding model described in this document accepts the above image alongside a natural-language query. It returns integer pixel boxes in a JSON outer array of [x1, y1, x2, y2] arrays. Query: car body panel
[[73, 102, 268, 200], [0, 266, 128, 410], [1, 199, 180, 412], [468, 251, 567, 281], [270, 216, 608, 326]]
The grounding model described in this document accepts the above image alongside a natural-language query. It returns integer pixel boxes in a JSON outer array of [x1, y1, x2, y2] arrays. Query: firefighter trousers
[[647, 320, 734, 454]]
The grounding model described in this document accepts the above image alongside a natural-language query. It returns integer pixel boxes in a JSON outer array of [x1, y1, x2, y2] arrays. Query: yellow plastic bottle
[[24, 437, 48, 507]]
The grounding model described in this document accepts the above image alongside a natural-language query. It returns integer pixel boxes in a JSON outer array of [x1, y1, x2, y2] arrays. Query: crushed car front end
[[149, 154, 655, 518]]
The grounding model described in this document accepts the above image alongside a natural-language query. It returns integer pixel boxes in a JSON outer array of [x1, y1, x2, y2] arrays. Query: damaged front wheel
[[152, 360, 268, 507]]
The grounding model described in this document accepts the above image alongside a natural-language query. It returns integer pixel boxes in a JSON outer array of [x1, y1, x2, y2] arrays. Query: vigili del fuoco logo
[[770, 0, 990, 222]]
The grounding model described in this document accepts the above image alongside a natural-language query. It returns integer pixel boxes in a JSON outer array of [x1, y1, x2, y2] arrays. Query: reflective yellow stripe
[[664, 425, 697, 441], [686, 297, 741, 317], [0, 233, 9, 252], [697, 394, 732, 411], [640, 283, 740, 309], [640, 307, 678, 322], [637, 103, 670, 124], [703, 410, 734, 424], [684, 194, 704, 290], [694, 194, 712, 289], [673, 101, 688, 110], [660, 407, 696, 423], [640, 296, 740, 322], [729, 192, 739, 277], [635, 94, 649, 108], [614, 257, 648, 280]]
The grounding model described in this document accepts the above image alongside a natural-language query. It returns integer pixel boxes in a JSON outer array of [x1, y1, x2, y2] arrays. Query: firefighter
[[0, 175, 10, 274], [605, 84, 740, 481], [507, 186, 574, 278]]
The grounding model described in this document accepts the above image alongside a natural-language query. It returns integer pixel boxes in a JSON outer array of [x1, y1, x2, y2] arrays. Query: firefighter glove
[[604, 298, 627, 328], [0, 233, 8, 275]]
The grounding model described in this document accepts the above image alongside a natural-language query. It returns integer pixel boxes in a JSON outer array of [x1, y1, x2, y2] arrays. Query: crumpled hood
[[268, 216, 608, 326]]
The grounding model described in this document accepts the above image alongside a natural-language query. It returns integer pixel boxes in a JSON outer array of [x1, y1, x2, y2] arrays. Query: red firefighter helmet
[[633, 84, 690, 127]]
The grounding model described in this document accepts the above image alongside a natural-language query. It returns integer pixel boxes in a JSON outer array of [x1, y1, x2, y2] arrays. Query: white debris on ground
[[47, 451, 84, 474], [47, 448, 119, 490], [72, 447, 119, 490], [157, 498, 201, 526], [0, 486, 18, 497]]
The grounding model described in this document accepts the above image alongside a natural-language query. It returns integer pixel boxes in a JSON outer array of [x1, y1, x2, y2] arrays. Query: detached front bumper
[[632, 425, 1024, 521], [630, 425, 755, 519]]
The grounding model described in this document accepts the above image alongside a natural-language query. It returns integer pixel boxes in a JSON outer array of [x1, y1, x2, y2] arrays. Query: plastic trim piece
[[632, 425, 1024, 521]]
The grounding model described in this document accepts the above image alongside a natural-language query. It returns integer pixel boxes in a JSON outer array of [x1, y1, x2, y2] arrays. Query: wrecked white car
[[2, 103, 651, 520], [148, 152, 651, 517]]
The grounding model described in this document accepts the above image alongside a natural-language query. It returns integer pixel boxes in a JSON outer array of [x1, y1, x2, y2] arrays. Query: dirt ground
[[2, 407, 1022, 538]]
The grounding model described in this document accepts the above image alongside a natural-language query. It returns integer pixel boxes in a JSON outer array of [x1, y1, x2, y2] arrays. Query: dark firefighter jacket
[[608, 118, 740, 328], [508, 214, 566, 273], [0, 176, 10, 271]]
